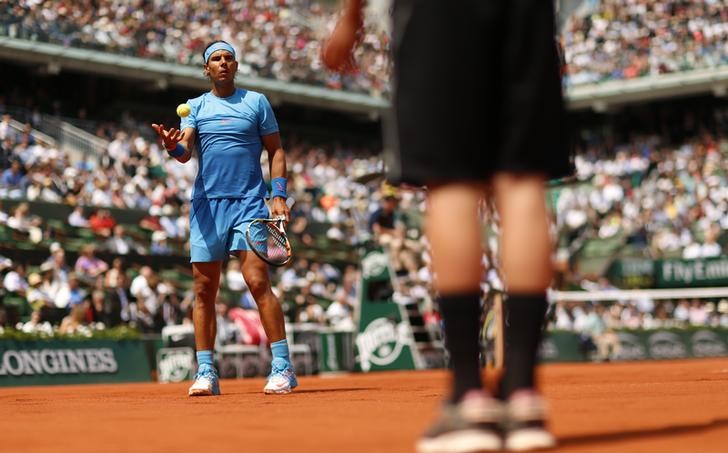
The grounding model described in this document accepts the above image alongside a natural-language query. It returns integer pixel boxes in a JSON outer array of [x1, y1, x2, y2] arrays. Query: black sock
[[502, 293, 548, 399], [439, 293, 483, 403]]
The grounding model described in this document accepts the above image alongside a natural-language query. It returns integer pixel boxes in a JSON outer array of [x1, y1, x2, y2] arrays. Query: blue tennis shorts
[[190, 197, 269, 262]]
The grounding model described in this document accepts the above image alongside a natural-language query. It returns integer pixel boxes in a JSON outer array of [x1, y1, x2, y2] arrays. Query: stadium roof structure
[[1, 36, 727, 116], [0, 36, 387, 116], [568, 65, 728, 112]]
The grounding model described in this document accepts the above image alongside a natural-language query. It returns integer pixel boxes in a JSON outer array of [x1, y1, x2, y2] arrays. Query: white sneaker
[[416, 390, 504, 453], [263, 358, 298, 394], [187, 366, 221, 396], [504, 390, 555, 451]]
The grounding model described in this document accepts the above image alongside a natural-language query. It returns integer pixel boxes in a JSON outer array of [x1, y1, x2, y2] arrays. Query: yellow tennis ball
[[176, 103, 191, 118]]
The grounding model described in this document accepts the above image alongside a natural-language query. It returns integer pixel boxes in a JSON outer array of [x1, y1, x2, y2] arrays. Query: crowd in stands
[[555, 130, 728, 261], [562, 0, 728, 86], [552, 296, 728, 332], [2, 0, 727, 93], [0, 0, 390, 96], [0, 106, 390, 339], [3, 97, 728, 343]]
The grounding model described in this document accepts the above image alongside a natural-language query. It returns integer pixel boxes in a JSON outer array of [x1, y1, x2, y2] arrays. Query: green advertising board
[[607, 259, 655, 289], [608, 258, 728, 289], [538, 328, 728, 362], [615, 328, 728, 360], [156, 347, 195, 383], [656, 258, 728, 288], [539, 331, 585, 362], [0, 339, 152, 387], [356, 303, 420, 372], [318, 329, 356, 373], [356, 246, 422, 372]]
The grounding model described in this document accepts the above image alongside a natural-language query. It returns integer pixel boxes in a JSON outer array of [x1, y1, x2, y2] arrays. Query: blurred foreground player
[[151, 40, 297, 396], [324, 0, 571, 451]]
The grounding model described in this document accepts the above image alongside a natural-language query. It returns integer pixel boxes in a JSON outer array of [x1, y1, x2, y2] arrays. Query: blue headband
[[204, 42, 236, 64]]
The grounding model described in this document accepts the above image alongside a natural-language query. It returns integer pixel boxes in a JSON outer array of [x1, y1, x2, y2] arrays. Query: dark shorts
[[385, 0, 572, 185]]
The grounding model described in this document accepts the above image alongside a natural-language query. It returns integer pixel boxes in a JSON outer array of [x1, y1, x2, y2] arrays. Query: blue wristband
[[271, 177, 287, 199], [167, 143, 185, 158]]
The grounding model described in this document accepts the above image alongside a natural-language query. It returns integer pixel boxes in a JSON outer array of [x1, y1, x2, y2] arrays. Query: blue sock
[[270, 339, 290, 363], [196, 350, 214, 369]]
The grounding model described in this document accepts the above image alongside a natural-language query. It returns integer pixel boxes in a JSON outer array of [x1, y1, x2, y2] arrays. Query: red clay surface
[[2, 358, 728, 453]]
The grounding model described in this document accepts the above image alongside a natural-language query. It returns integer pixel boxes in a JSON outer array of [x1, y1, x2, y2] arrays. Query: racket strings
[[265, 225, 288, 249], [247, 219, 291, 265]]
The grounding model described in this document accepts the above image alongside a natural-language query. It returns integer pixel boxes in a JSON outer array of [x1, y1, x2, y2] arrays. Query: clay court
[[2, 358, 727, 453]]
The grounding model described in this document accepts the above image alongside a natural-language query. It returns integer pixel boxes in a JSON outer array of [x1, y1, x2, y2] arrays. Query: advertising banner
[[540, 329, 728, 362], [656, 258, 728, 288], [356, 246, 421, 372], [608, 257, 728, 289], [156, 347, 194, 383], [0, 339, 152, 387]]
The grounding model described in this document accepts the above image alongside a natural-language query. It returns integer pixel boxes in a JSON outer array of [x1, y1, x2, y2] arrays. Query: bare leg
[[191, 261, 223, 351], [425, 182, 485, 401], [493, 173, 552, 292], [426, 183, 484, 294], [239, 251, 286, 342]]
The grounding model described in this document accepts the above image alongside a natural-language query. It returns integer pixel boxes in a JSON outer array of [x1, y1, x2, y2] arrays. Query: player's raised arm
[[150, 124, 195, 163], [321, 0, 363, 72], [262, 132, 289, 222]]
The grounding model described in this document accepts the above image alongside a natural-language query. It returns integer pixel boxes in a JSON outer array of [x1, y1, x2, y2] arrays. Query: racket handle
[[286, 197, 295, 209]]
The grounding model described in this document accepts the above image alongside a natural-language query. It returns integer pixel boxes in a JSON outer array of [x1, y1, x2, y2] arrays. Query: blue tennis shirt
[[180, 88, 279, 199]]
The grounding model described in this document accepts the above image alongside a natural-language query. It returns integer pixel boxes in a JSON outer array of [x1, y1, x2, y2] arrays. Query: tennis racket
[[245, 198, 294, 266]]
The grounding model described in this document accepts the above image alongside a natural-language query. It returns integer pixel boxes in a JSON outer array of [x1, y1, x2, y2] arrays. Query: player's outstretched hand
[[270, 197, 290, 223], [151, 123, 183, 151], [321, 11, 362, 73]]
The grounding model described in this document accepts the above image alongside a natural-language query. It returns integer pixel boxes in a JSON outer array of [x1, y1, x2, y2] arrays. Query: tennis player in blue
[[151, 40, 297, 396]]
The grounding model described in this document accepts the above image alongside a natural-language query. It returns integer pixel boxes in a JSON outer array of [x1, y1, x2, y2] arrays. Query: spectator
[[88, 208, 117, 237], [43, 242, 71, 286], [20, 309, 53, 335], [158, 279, 183, 327], [139, 205, 163, 232], [74, 245, 109, 283], [26, 272, 53, 311], [150, 230, 173, 255], [224, 258, 248, 292], [129, 266, 160, 331], [688, 299, 709, 326], [325, 289, 355, 329], [105, 225, 143, 255], [3, 262, 28, 297], [0, 113, 14, 141], [104, 258, 126, 290], [0, 160, 28, 198], [582, 304, 621, 362], [59, 303, 89, 335], [368, 190, 404, 238], [67, 206, 89, 228], [89, 290, 112, 327], [6, 201, 43, 242], [54, 273, 87, 310]]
